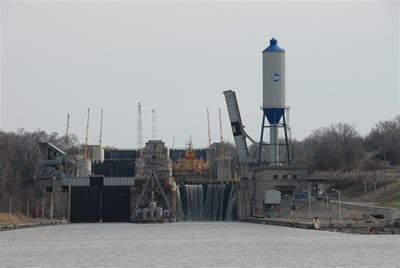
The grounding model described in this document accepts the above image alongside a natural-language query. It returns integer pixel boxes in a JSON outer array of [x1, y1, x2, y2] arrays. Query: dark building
[[92, 149, 137, 177]]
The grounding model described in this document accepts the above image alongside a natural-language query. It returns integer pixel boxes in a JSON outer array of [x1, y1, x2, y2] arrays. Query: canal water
[[0, 222, 399, 266]]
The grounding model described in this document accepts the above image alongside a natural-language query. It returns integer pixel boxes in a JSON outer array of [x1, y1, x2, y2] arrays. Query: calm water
[[0, 222, 399, 267]]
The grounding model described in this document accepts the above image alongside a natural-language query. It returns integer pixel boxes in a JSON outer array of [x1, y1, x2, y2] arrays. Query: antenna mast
[[65, 113, 70, 137], [207, 109, 211, 147], [218, 108, 224, 157], [64, 113, 70, 148], [84, 108, 90, 159], [152, 109, 156, 140], [219, 108, 223, 143], [99, 108, 103, 146], [137, 103, 143, 149]]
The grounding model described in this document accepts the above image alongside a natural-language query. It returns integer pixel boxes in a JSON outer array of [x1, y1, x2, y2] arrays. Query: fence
[[0, 195, 54, 223]]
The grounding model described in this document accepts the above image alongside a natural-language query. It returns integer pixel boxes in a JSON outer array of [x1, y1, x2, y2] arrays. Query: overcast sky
[[1, 1, 399, 149]]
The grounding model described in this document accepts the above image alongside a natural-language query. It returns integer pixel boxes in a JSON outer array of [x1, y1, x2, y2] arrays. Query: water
[[1, 222, 399, 266], [178, 184, 237, 221]]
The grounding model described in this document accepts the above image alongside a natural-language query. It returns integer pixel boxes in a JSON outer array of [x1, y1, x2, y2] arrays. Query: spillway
[[177, 184, 238, 221]]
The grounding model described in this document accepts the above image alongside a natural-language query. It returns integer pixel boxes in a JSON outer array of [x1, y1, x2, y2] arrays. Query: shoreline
[[0, 219, 67, 232], [240, 217, 400, 235]]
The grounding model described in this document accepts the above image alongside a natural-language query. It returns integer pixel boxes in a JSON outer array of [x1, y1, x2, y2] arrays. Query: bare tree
[[365, 116, 400, 164]]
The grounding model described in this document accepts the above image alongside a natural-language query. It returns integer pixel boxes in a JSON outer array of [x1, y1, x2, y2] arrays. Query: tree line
[[0, 129, 79, 205], [0, 115, 399, 201], [291, 116, 400, 171]]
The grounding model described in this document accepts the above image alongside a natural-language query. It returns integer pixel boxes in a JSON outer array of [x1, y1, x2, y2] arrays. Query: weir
[[176, 184, 238, 221]]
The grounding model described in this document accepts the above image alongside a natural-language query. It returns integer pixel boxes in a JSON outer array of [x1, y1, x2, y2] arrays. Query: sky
[[1, 1, 399, 149]]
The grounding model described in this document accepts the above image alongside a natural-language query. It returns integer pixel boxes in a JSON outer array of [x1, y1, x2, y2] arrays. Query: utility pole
[[364, 178, 367, 200], [332, 189, 342, 223], [324, 193, 329, 222], [99, 108, 103, 146], [383, 170, 387, 204], [303, 189, 312, 220]]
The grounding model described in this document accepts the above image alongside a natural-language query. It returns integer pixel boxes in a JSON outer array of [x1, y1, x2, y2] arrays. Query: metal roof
[[263, 38, 285, 53]]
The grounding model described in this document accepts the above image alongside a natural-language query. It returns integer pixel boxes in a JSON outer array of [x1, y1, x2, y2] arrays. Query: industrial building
[[34, 37, 313, 223], [224, 38, 310, 218]]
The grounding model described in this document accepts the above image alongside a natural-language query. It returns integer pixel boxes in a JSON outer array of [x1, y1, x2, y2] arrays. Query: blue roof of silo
[[263, 38, 285, 52]]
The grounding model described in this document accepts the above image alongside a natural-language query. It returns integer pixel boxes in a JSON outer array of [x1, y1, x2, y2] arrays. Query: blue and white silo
[[258, 38, 290, 166]]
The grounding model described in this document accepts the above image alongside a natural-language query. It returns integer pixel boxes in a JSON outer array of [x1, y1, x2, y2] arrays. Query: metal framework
[[223, 90, 252, 164], [129, 171, 175, 223], [257, 108, 292, 165], [36, 143, 92, 179]]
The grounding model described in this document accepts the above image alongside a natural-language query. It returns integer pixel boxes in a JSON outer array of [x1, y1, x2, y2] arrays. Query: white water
[[178, 184, 237, 221], [0, 222, 399, 266]]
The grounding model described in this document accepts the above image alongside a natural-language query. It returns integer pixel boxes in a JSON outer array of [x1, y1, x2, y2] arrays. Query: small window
[[46, 186, 52, 193], [292, 174, 298, 179], [62, 186, 69, 192], [282, 175, 288, 179], [273, 175, 278, 179], [152, 155, 156, 160], [153, 145, 157, 149]]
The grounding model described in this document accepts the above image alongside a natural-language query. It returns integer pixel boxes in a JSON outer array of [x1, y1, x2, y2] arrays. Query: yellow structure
[[172, 141, 208, 179]]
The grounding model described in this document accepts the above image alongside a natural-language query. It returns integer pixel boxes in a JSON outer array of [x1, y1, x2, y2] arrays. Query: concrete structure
[[142, 140, 172, 180], [217, 157, 232, 181], [235, 166, 309, 219], [253, 165, 308, 215]]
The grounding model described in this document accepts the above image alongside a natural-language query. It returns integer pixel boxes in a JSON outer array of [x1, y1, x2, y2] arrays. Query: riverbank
[[241, 216, 400, 234], [0, 213, 66, 232]]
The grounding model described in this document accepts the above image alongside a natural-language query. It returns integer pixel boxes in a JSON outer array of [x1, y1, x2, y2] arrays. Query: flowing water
[[177, 184, 238, 221], [0, 222, 399, 266]]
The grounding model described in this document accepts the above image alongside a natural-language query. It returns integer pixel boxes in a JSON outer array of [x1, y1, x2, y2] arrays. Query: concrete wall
[[253, 166, 308, 215], [237, 179, 254, 218]]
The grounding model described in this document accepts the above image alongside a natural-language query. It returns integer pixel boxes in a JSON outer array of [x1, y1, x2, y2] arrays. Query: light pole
[[324, 193, 329, 221], [332, 189, 342, 223], [285, 194, 293, 218], [302, 189, 312, 220]]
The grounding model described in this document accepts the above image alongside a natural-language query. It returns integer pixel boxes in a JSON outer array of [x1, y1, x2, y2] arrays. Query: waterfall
[[225, 186, 237, 221], [176, 186, 184, 221], [176, 184, 237, 221]]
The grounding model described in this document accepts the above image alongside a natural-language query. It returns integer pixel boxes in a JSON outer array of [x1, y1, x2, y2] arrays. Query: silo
[[263, 38, 285, 110], [93, 147, 105, 163], [262, 38, 286, 166], [75, 155, 92, 176]]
